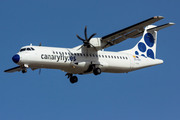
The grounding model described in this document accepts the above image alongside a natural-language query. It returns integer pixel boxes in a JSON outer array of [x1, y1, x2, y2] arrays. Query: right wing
[[4, 66, 22, 73], [101, 16, 164, 49]]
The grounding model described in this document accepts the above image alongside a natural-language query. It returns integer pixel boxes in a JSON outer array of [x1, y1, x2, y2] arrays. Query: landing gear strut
[[65, 73, 78, 84]]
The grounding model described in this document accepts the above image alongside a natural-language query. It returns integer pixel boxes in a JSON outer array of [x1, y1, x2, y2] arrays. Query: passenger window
[[111, 56, 113, 58], [108, 55, 110, 58], [80, 53, 82, 56], [117, 56, 119, 59], [102, 55, 104, 58], [53, 51, 55, 54], [89, 54, 91, 57], [74, 53, 76, 56], [126, 57, 128, 59], [105, 55, 107, 58], [65, 52, 67, 55], [93, 54, 95, 57], [99, 55, 101, 57], [114, 56, 116, 59], [86, 54, 88, 57], [77, 53, 79, 56], [123, 57, 125, 59], [120, 56, 122, 59], [56, 51, 58, 54], [96, 54, 98, 57], [68, 53, 70, 55], [83, 53, 85, 56]]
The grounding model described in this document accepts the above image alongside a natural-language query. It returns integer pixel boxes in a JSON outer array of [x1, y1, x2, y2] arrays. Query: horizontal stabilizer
[[4, 66, 22, 73], [132, 22, 175, 38], [147, 22, 175, 32]]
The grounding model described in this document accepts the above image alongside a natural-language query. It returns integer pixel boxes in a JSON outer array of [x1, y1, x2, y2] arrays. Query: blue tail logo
[[135, 32, 155, 59]]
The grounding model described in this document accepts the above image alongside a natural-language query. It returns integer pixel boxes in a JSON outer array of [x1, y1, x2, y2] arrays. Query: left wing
[[101, 16, 164, 49], [4, 66, 22, 73]]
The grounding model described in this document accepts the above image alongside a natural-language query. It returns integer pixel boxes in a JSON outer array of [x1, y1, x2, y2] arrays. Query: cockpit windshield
[[19, 47, 35, 52]]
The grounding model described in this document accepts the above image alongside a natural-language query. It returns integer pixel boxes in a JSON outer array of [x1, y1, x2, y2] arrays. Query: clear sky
[[1, 0, 180, 120]]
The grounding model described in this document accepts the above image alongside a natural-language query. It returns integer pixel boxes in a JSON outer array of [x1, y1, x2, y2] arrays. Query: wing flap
[[4, 66, 22, 73]]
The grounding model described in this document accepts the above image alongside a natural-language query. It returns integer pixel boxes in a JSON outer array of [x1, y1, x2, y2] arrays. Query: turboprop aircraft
[[4, 16, 174, 84]]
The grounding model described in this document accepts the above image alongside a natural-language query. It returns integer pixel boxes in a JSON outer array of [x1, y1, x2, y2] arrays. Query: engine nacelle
[[89, 38, 101, 47]]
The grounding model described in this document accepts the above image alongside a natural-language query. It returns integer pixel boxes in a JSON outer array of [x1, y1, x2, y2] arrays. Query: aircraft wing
[[4, 66, 22, 73], [101, 16, 164, 49]]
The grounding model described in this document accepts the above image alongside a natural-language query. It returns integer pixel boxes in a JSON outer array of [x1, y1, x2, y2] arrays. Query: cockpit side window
[[20, 48, 26, 52], [19, 47, 35, 52], [31, 47, 35, 50], [27, 48, 31, 51]]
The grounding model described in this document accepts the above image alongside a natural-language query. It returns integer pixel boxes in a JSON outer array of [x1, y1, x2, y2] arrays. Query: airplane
[[4, 16, 174, 84]]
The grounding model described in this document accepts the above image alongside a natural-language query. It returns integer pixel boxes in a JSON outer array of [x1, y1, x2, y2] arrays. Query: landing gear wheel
[[93, 68, 101, 75], [22, 69, 27, 74], [70, 76, 78, 84]]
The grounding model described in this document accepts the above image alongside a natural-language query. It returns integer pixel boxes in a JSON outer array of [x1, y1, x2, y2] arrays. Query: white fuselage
[[16, 45, 163, 74]]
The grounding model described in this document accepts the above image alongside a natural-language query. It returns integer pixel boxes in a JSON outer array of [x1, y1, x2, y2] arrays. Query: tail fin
[[133, 25, 157, 59], [124, 23, 174, 59]]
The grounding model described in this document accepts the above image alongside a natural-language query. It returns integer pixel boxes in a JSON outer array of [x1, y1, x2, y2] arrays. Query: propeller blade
[[88, 33, 96, 41], [84, 26, 88, 40], [76, 34, 85, 41]]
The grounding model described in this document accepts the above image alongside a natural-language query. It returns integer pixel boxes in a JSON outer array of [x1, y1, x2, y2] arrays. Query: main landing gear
[[93, 68, 101, 75], [65, 67, 101, 84], [65, 73, 78, 84]]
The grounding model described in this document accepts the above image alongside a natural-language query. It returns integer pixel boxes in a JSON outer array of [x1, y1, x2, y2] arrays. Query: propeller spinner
[[76, 26, 97, 49]]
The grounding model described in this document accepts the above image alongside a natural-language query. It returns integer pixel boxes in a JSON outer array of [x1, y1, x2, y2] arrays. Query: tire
[[70, 76, 78, 84], [22, 69, 27, 73], [93, 68, 101, 75]]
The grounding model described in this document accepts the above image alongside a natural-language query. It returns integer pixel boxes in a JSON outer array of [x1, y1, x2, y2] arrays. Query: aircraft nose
[[12, 54, 20, 63]]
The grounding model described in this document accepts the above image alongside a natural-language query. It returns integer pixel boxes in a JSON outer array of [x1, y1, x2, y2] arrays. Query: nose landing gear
[[22, 69, 27, 73], [21, 65, 28, 74]]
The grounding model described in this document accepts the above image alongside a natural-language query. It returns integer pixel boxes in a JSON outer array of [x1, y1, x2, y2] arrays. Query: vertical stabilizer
[[123, 22, 175, 59], [124, 25, 158, 59]]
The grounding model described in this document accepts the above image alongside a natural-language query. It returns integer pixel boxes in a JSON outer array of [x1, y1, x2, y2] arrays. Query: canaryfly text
[[41, 54, 76, 62]]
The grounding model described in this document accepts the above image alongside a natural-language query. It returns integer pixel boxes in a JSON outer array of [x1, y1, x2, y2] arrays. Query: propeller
[[76, 26, 97, 50]]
